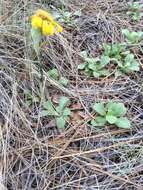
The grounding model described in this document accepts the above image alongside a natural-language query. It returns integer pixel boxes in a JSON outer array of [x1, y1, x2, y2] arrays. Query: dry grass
[[0, 0, 143, 189]]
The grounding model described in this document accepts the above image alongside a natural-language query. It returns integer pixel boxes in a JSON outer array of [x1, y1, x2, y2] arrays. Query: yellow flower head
[[42, 20, 54, 36], [31, 9, 63, 36], [32, 15, 43, 29], [35, 9, 54, 22]]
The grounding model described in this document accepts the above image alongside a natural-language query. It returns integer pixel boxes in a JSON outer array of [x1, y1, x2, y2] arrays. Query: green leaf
[[88, 63, 97, 70], [59, 97, 70, 111], [86, 58, 99, 64], [122, 29, 130, 37], [98, 69, 110, 76], [91, 116, 106, 127], [40, 110, 49, 117], [130, 61, 140, 71], [93, 103, 106, 116], [80, 51, 88, 58], [56, 116, 67, 129], [43, 101, 58, 116], [132, 14, 140, 21], [93, 71, 100, 78], [103, 44, 111, 56], [85, 69, 92, 76], [74, 10, 81, 16], [63, 107, 71, 116], [124, 31, 143, 43], [31, 28, 42, 56], [106, 115, 117, 124], [59, 77, 69, 86], [64, 11, 72, 18], [78, 64, 86, 70], [107, 102, 127, 117], [32, 96, 39, 103], [124, 54, 134, 63], [115, 117, 131, 129], [124, 61, 131, 67], [100, 55, 110, 66], [48, 68, 59, 80], [111, 44, 121, 56]]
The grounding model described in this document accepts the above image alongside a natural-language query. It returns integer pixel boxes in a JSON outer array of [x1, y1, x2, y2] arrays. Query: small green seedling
[[122, 29, 143, 43], [53, 9, 81, 26], [117, 53, 140, 74], [48, 68, 59, 80], [91, 101, 131, 129], [40, 97, 71, 130], [103, 43, 126, 60], [48, 68, 69, 86], [127, 2, 143, 21], [103, 43, 140, 75], [25, 90, 40, 106], [78, 51, 110, 78]]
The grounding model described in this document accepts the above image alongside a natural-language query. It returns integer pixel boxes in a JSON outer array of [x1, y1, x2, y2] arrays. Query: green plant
[[116, 53, 140, 74], [127, 2, 143, 21], [25, 90, 40, 106], [103, 43, 126, 60], [53, 9, 81, 26], [122, 29, 143, 43], [103, 43, 140, 75], [78, 51, 110, 78], [48, 68, 69, 86], [91, 101, 131, 129], [40, 97, 71, 129]]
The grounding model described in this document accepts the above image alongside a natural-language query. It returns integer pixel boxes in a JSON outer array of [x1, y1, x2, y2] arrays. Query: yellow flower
[[36, 9, 54, 22], [42, 20, 54, 36], [31, 9, 63, 36], [31, 15, 43, 29]]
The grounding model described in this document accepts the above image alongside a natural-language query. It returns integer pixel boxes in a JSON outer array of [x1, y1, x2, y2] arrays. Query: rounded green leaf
[[63, 108, 71, 116], [130, 61, 140, 71], [100, 55, 110, 66], [124, 54, 134, 63], [115, 117, 131, 129], [80, 51, 88, 58], [59, 97, 70, 111], [106, 115, 117, 124], [88, 63, 97, 70], [56, 116, 66, 129], [91, 116, 106, 127], [48, 68, 59, 80], [93, 71, 100, 78], [107, 102, 127, 117], [78, 64, 86, 70], [59, 77, 69, 86], [93, 103, 106, 116]]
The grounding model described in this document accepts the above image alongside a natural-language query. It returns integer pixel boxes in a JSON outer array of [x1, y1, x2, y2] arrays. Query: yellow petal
[[53, 21, 63, 33], [36, 9, 54, 22], [31, 15, 42, 29], [42, 20, 54, 36], [42, 20, 47, 35], [48, 23, 55, 35]]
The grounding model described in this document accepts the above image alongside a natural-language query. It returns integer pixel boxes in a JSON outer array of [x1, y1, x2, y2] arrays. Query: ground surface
[[0, 0, 143, 189]]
